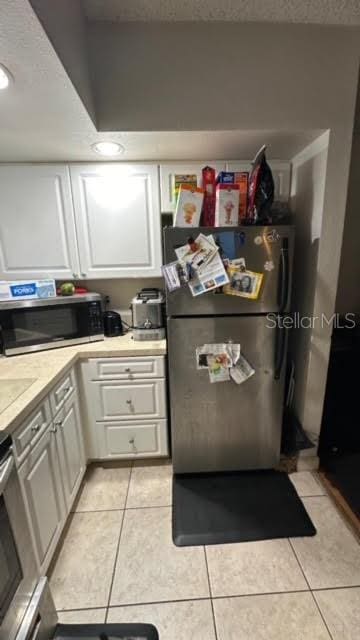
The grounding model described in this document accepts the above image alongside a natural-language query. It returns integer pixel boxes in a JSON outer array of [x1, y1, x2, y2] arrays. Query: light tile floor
[[51, 461, 360, 640]]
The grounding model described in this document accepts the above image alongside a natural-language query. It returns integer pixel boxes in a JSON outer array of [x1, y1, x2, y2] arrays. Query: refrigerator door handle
[[278, 239, 289, 312], [274, 319, 287, 380]]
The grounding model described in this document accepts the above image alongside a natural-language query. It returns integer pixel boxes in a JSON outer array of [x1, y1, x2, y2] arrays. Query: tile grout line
[[72, 504, 173, 514], [203, 547, 219, 640], [104, 461, 134, 623], [301, 495, 360, 546], [60, 584, 354, 616], [288, 538, 335, 640]]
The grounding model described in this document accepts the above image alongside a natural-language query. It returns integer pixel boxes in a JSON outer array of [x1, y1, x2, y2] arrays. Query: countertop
[[0, 334, 166, 435]]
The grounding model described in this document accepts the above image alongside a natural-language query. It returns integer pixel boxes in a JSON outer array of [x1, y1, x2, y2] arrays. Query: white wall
[[29, 0, 96, 125], [78, 277, 164, 321], [290, 133, 329, 449], [87, 22, 359, 132]]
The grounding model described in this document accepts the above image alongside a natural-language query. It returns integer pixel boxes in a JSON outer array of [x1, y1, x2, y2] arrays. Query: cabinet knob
[[126, 399, 132, 404], [50, 426, 57, 434], [81, 272, 86, 278], [129, 437, 135, 444], [125, 368, 131, 373], [63, 386, 71, 395], [54, 420, 63, 427], [73, 272, 78, 278], [31, 424, 40, 432]]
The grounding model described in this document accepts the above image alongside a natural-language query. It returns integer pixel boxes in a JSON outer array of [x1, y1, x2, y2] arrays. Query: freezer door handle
[[274, 320, 287, 380], [278, 239, 289, 312]]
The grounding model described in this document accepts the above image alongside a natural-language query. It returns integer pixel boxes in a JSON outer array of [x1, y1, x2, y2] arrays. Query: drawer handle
[[125, 368, 131, 373], [31, 424, 40, 433]]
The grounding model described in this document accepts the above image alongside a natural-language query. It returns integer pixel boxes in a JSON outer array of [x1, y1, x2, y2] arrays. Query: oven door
[[0, 301, 91, 356], [0, 454, 38, 640]]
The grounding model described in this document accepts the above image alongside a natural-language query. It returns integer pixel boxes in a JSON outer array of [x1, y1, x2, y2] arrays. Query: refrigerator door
[[168, 315, 286, 473], [163, 226, 294, 315]]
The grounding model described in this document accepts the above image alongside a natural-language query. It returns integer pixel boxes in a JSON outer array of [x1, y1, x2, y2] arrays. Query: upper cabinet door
[[160, 162, 225, 212], [70, 164, 162, 278], [226, 161, 291, 202], [0, 165, 80, 280]]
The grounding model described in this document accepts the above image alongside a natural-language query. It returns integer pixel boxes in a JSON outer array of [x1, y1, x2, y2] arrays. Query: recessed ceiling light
[[0, 64, 12, 90], [92, 141, 124, 156]]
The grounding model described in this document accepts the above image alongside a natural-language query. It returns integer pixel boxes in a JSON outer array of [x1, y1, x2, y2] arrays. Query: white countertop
[[0, 334, 166, 435]]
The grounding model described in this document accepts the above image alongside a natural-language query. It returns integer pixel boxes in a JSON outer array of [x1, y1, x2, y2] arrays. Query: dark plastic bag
[[247, 145, 274, 223]]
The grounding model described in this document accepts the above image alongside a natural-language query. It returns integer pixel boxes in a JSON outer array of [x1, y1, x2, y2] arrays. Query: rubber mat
[[173, 470, 316, 546], [54, 622, 159, 639]]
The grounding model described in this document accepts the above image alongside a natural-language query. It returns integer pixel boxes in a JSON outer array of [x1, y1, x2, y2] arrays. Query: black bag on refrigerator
[[247, 145, 275, 224]]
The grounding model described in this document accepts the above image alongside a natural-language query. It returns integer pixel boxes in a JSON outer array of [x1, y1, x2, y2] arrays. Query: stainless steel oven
[[0, 294, 104, 356], [0, 433, 38, 640]]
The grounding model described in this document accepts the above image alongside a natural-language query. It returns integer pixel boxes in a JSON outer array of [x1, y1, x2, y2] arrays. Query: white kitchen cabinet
[[93, 379, 166, 422], [98, 419, 168, 459], [0, 165, 80, 280], [160, 162, 225, 212], [225, 160, 291, 202], [80, 355, 168, 460], [70, 164, 162, 278], [54, 394, 86, 512], [18, 425, 66, 574]]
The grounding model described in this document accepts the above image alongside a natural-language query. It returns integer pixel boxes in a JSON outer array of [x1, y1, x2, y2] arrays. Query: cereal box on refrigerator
[[174, 184, 204, 227], [215, 183, 240, 226], [234, 172, 249, 221]]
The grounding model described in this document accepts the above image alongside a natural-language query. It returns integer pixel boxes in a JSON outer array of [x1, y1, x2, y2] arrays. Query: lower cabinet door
[[55, 396, 86, 511], [97, 419, 168, 459], [18, 428, 66, 574]]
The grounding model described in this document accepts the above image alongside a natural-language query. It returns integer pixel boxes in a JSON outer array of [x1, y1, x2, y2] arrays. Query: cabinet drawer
[[49, 368, 75, 415], [98, 419, 168, 459], [93, 379, 166, 421], [87, 356, 165, 380], [13, 398, 51, 465]]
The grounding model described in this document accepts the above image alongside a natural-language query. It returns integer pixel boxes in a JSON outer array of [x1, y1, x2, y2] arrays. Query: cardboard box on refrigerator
[[174, 184, 204, 227], [215, 184, 240, 226]]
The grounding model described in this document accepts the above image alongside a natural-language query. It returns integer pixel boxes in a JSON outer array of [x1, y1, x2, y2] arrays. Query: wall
[[79, 277, 164, 322], [29, 0, 97, 126], [290, 133, 329, 449], [336, 74, 360, 314], [87, 22, 359, 132]]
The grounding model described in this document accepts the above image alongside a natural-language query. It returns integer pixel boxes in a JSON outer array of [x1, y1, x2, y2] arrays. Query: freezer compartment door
[[163, 225, 294, 315], [168, 315, 286, 473]]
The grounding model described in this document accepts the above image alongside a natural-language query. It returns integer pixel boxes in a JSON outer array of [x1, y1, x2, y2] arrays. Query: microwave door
[[0, 303, 90, 355]]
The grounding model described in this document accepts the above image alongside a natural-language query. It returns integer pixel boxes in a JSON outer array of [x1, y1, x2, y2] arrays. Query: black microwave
[[0, 293, 104, 356]]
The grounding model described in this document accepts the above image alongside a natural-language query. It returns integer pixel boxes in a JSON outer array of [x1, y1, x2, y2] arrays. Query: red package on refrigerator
[[201, 166, 216, 226]]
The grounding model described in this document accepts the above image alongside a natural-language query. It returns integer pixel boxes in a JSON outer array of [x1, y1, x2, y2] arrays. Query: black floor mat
[[173, 470, 316, 546], [54, 623, 159, 639]]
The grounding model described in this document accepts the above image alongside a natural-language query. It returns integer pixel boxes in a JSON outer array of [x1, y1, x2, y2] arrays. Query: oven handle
[[0, 454, 14, 494]]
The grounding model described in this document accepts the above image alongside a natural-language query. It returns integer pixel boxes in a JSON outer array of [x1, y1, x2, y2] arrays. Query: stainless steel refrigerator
[[164, 226, 295, 474]]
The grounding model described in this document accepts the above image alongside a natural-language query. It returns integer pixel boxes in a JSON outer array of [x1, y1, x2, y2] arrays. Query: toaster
[[131, 288, 165, 341]]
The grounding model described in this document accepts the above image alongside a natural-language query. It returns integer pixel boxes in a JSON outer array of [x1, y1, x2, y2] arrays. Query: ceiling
[[83, 0, 360, 26], [0, 1, 356, 162], [0, 128, 323, 163]]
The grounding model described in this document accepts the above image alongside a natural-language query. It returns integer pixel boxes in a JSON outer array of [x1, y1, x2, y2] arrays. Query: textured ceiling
[[0, 1, 95, 140], [0, 128, 323, 162], [83, 0, 360, 25]]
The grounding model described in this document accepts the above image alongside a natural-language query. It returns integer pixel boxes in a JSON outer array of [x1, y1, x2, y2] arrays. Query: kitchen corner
[[0, 334, 166, 435]]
